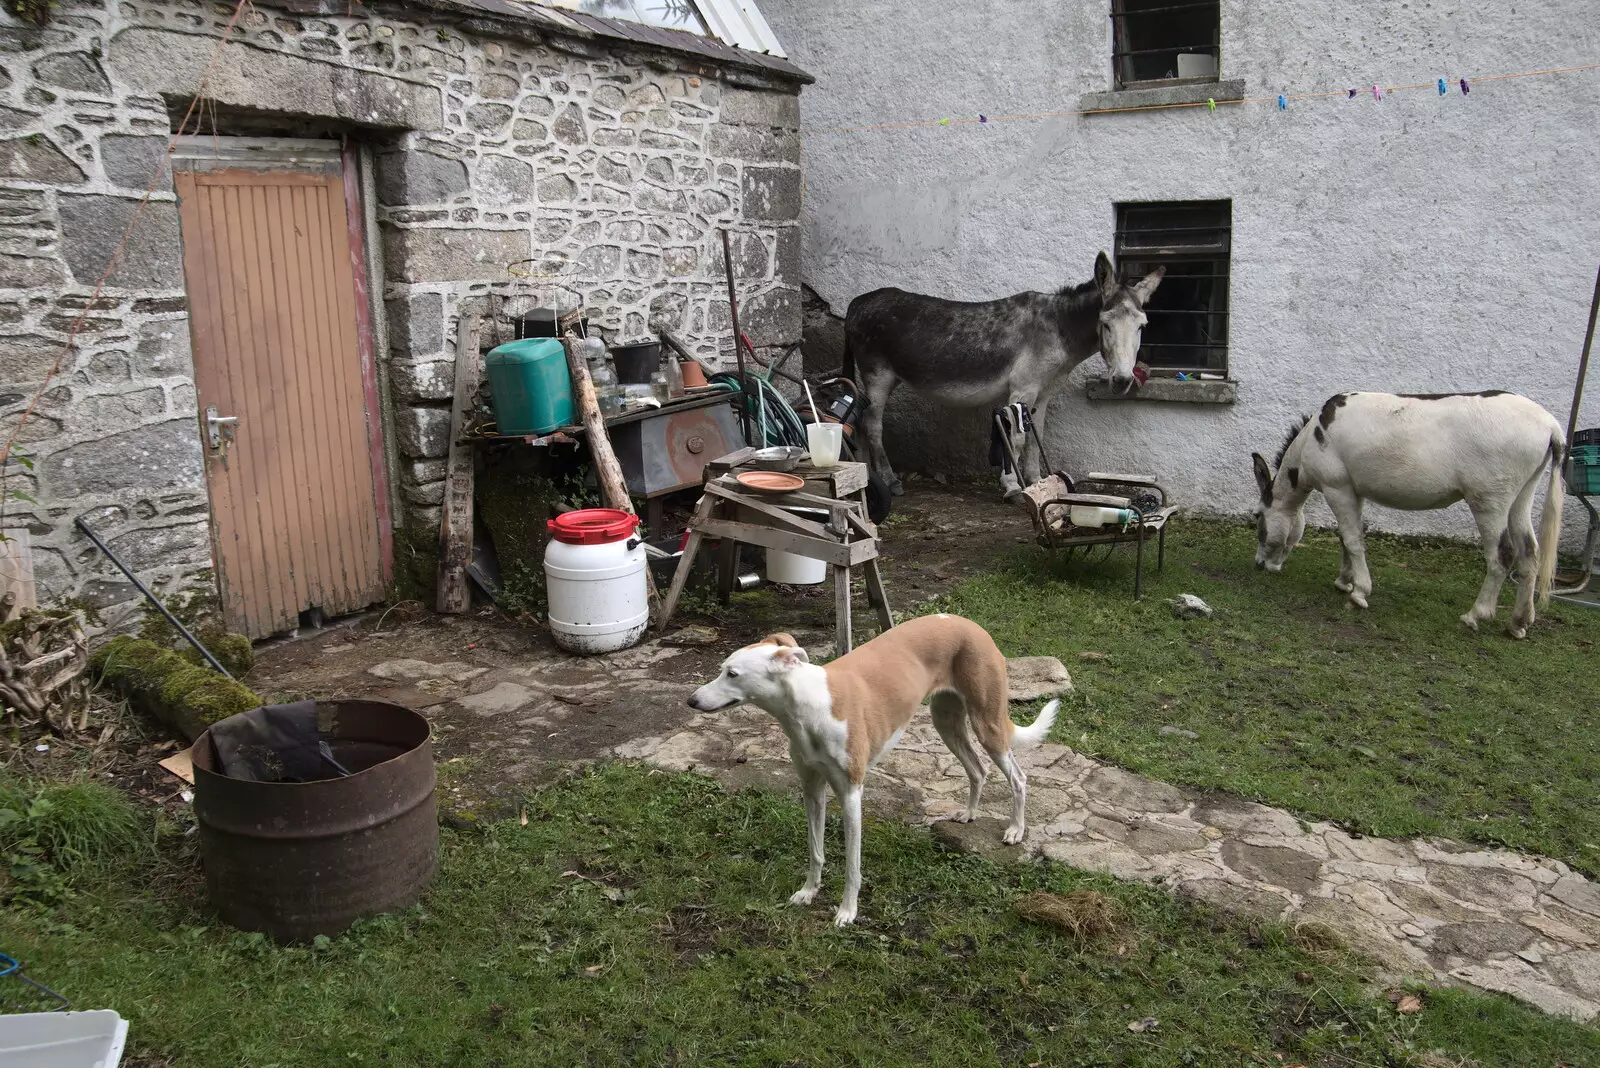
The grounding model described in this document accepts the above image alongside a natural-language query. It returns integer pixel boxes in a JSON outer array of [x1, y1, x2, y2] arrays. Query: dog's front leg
[[833, 783, 863, 926], [790, 770, 827, 906]]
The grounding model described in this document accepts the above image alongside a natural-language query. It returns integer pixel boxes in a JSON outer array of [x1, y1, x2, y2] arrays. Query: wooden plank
[[561, 336, 662, 615], [865, 558, 893, 633], [834, 565, 853, 653], [436, 314, 480, 614], [563, 338, 632, 511], [656, 494, 715, 631], [703, 456, 869, 499], [704, 483, 832, 538], [692, 517, 875, 566]]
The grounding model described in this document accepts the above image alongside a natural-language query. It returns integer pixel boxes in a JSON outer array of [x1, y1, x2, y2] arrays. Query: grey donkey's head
[[1092, 251, 1165, 394]]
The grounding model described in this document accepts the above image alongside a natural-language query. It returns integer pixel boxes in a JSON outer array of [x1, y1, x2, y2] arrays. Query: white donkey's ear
[[772, 645, 809, 667]]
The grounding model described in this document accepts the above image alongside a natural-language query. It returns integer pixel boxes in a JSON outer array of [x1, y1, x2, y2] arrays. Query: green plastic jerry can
[[484, 338, 574, 435]]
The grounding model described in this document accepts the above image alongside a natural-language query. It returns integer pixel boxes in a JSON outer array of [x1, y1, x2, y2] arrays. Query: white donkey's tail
[[1011, 699, 1060, 748], [1536, 434, 1566, 606]]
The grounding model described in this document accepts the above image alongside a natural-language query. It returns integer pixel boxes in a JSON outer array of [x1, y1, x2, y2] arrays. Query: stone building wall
[[0, 0, 804, 627]]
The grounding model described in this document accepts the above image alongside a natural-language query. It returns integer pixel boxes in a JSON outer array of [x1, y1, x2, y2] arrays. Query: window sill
[[1079, 78, 1246, 114], [1085, 378, 1238, 404]]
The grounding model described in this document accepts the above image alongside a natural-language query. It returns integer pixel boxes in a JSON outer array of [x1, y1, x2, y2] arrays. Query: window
[[549, 0, 785, 56], [1114, 200, 1231, 375], [1111, 0, 1220, 89]]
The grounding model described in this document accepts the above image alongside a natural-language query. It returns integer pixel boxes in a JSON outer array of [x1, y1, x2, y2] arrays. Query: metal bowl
[[750, 445, 806, 472]]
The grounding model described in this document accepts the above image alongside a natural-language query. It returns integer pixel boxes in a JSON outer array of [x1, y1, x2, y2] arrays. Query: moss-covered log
[[90, 636, 262, 742]]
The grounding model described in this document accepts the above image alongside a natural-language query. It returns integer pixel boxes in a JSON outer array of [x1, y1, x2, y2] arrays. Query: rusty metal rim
[[194, 791, 437, 842]]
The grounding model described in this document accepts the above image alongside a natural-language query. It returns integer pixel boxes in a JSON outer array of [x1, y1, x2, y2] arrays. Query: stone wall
[[0, 0, 804, 627]]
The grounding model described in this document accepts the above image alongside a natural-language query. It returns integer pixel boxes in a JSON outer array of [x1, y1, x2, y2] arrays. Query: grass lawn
[[915, 518, 1600, 876], [2, 765, 1595, 1067]]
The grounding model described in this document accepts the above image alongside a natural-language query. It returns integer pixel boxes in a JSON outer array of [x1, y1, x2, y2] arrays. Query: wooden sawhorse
[[656, 471, 892, 653]]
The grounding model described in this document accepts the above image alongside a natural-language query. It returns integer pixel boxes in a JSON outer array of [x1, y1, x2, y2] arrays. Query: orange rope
[[801, 60, 1600, 135], [0, 0, 254, 471]]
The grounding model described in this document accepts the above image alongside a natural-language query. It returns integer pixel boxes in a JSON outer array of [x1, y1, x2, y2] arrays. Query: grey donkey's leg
[[861, 370, 902, 495]]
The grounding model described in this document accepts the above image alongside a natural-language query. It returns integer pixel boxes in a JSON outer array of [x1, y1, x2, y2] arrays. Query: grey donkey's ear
[[1131, 265, 1165, 303], [1093, 250, 1116, 296]]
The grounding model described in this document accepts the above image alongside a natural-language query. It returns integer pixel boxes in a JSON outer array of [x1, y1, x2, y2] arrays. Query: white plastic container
[[806, 422, 844, 468], [0, 1010, 127, 1068], [1176, 53, 1217, 79], [1069, 504, 1135, 529], [544, 508, 648, 656]]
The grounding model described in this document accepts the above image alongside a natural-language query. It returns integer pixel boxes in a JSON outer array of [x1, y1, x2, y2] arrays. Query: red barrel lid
[[547, 508, 638, 544]]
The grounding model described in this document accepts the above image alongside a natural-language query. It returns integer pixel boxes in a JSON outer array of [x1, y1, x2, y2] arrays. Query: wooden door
[[173, 138, 391, 638]]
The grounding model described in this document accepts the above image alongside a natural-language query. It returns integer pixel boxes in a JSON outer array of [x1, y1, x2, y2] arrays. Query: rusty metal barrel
[[191, 700, 437, 942]]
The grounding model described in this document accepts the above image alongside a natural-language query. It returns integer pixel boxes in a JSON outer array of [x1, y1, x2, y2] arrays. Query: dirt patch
[[241, 481, 1029, 800]]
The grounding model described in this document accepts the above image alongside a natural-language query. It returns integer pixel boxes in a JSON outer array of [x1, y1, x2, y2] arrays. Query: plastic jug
[[485, 338, 574, 435]]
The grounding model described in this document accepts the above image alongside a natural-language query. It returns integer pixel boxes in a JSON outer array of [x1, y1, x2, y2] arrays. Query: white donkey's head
[[1093, 251, 1165, 394], [1250, 419, 1313, 571], [687, 634, 810, 713]]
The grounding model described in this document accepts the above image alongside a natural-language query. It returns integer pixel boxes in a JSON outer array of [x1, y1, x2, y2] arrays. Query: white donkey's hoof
[[1333, 577, 1353, 593], [1506, 625, 1528, 641], [1002, 824, 1026, 845], [1348, 592, 1369, 609], [789, 887, 818, 906], [832, 906, 857, 927], [1459, 613, 1480, 631]]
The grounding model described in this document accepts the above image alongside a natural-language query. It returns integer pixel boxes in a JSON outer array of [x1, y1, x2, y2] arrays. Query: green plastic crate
[[1569, 461, 1600, 495]]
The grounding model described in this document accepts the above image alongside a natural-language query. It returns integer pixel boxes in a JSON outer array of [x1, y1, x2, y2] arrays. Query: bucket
[[611, 342, 661, 384], [191, 700, 437, 943], [765, 506, 828, 584], [765, 548, 827, 585], [806, 422, 844, 468], [545, 509, 648, 655]]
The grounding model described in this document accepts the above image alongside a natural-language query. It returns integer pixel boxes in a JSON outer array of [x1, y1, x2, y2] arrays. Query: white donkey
[[1251, 391, 1566, 639]]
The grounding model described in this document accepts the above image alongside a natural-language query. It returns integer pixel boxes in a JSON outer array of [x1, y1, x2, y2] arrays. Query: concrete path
[[613, 658, 1600, 1023]]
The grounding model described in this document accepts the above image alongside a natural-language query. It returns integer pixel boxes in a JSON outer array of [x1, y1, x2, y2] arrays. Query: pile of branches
[[0, 596, 90, 734]]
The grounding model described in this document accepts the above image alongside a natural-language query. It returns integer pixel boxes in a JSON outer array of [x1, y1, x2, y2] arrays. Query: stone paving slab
[[614, 670, 1600, 1023]]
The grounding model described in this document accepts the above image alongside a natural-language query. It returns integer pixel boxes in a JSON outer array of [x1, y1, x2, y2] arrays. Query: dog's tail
[[1011, 699, 1060, 748]]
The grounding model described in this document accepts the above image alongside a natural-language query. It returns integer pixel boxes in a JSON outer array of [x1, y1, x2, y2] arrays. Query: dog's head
[[687, 633, 810, 712]]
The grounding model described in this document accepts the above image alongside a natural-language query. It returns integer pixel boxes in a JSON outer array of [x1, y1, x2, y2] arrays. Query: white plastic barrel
[[544, 509, 648, 656]]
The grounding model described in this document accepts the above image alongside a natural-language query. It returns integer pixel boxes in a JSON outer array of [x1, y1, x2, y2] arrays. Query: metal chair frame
[[994, 407, 1176, 598]]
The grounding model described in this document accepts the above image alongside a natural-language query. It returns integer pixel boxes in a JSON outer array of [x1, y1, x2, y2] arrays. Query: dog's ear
[[772, 645, 809, 667], [764, 632, 799, 648]]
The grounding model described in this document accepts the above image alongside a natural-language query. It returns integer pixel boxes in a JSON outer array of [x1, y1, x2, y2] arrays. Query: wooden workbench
[[657, 452, 892, 653]]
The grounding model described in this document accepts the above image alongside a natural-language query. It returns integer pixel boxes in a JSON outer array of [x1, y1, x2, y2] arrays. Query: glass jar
[[650, 371, 671, 404]]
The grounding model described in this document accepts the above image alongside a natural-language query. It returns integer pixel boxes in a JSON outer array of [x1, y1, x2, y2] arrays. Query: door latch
[[205, 406, 238, 449]]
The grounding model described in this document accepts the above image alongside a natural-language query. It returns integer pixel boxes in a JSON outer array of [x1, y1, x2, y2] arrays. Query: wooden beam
[[562, 336, 632, 513], [436, 314, 481, 614], [562, 335, 662, 617]]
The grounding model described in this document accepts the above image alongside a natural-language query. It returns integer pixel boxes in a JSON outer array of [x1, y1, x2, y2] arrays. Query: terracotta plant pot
[[679, 359, 707, 388]]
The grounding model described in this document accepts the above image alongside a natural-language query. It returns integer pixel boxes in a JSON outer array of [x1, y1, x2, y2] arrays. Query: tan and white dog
[[688, 613, 1058, 926]]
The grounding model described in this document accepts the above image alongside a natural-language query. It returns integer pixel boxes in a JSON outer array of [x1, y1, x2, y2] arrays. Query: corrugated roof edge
[[273, 0, 812, 86]]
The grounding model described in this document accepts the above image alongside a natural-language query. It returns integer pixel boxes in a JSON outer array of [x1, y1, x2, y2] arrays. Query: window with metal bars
[[1112, 0, 1221, 89], [1114, 200, 1232, 374]]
